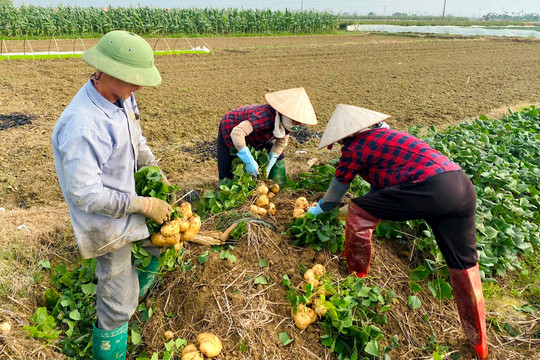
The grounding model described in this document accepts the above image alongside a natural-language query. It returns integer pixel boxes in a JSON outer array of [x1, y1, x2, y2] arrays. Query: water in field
[[347, 24, 540, 38]]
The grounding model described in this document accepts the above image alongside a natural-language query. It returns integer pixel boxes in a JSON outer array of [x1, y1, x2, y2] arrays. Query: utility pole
[[442, 0, 447, 20]]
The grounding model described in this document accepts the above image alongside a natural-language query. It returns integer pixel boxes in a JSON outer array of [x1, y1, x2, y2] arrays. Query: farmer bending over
[[308, 104, 488, 360], [217, 87, 317, 186], [52, 31, 174, 360]]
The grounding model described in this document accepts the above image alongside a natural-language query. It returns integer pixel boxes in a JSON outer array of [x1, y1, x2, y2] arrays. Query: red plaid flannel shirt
[[335, 129, 461, 188], [220, 104, 280, 149]]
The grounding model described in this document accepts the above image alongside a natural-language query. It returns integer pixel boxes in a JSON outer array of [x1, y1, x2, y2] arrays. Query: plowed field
[[0, 33, 538, 360]]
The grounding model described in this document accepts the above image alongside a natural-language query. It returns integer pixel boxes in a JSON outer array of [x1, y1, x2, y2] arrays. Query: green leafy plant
[[134, 166, 180, 234], [286, 208, 345, 252], [23, 307, 62, 341], [283, 272, 398, 359], [197, 147, 270, 216]]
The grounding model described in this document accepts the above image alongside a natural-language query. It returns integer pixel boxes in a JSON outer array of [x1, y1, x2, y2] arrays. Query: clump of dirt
[[290, 127, 321, 144], [0, 113, 34, 131]]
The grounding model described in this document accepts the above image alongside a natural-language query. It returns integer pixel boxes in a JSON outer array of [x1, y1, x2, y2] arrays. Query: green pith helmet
[[82, 30, 161, 87]]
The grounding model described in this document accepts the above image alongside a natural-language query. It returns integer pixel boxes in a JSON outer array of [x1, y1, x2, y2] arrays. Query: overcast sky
[[11, 0, 540, 17]]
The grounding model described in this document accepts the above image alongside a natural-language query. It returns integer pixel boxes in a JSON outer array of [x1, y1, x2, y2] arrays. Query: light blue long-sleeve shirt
[[52, 80, 157, 258]]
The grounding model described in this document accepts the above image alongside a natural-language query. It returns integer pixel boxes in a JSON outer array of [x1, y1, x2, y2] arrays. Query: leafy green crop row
[[291, 106, 539, 280], [0, 5, 340, 37]]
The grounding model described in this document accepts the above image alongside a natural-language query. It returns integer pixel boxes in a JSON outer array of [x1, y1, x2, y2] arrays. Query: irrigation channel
[[348, 24, 540, 38]]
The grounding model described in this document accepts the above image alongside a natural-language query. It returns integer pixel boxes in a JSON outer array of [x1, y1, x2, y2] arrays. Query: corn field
[[0, 5, 340, 37]]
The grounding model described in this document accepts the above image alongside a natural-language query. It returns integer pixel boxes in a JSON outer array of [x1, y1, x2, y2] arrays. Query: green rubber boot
[[92, 321, 128, 360], [138, 256, 159, 297], [268, 159, 286, 188]]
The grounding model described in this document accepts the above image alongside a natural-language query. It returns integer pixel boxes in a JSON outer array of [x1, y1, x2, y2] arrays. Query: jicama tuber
[[160, 219, 180, 237], [151, 232, 179, 247], [267, 192, 275, 199], [294, 197, 309, 211], [181, 344, 203, 360], [313, 297, 328, 317], [257, 184, 269, 195], [270, 184, 280, 193], [164, 330, 174, 339], [293, 208, 305, 219], [180, 202, 193, 219], [291, 304, 317, 330], [176, 217, 190, 232], [197, 333, 223, 357], [267, 202, 276, 215], [0, 321, 11, 334], [255, 194, 269, 207], [182, 215, 201, 242], [250, 205, 267, 216], [311, 264, 326, 277]]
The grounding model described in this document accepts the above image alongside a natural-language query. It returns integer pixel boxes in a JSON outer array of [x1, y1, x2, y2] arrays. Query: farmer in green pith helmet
[[217, 87, 318, 187], [51, 30, 175, 360]]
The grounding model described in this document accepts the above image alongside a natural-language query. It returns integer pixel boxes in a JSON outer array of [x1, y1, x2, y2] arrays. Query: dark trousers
[[353, 170, 478, 269], [217, 126, 284, 180]]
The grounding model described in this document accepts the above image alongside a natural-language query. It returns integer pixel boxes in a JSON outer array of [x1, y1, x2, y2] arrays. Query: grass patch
[[0, 49, 211, 61]]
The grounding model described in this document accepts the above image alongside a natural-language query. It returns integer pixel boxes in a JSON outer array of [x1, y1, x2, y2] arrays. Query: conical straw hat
[[265, 87, 317, 125], [318, 104, 391, 149]]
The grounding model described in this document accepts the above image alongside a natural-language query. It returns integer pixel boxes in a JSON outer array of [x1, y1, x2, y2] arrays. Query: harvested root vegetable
[[313, 298, 328, 317], [180, 202, 193, 220], [151, 232, 179, 247], [270, 184, 280, 193], [176, 217, 190, 232], [164, 330, 174, 339], [197, 333, 223, 357], [160, 219, 180, 237], [257, 184, 269, 195], [0, 321, 11, 333], [304, 269, 315, 281], [306, 277, 320, 288], [293, 208, 305, 219], [181, 344, 203, 360], [255, 194, 269, 207], [250, 205, 267, 216], [267, 192, 275, 199], [291, 304, 317, 330], [174, 241, 183, 251], [182, 215, 201, 242], [294, 197, 309, 211], [267, 202, 276, 215], [311, 264, 326, 277]]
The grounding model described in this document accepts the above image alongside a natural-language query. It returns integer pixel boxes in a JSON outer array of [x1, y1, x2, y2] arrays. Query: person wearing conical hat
[[52, 31, 175, 360], [217, 87, 317, 186], [308, 104, 488, 360]]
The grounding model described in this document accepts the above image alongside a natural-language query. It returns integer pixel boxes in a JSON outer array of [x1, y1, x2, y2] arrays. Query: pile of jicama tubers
[[291, 263, 329, 330], [249, 180, 279, 216], [181, 333, 223, 360], [150, 202, 201, 250], [292, 196, 318, 219]]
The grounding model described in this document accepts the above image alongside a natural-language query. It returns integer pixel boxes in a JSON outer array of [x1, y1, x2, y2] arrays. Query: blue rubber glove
[[265, 152, 279, 176], [237, 147, 259, 176], [307, 199, 324, 216]]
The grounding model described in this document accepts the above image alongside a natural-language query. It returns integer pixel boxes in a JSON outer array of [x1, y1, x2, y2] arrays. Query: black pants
[[217, 125, 284, 180], [352, 170, 477, 269]]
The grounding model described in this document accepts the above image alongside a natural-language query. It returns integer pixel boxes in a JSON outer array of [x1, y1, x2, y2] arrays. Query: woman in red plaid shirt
[[308, 104, 487, 360], [217, 88, 317, 186]]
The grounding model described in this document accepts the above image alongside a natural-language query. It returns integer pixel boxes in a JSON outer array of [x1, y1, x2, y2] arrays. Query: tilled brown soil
[[0, 33, 539, 360]]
